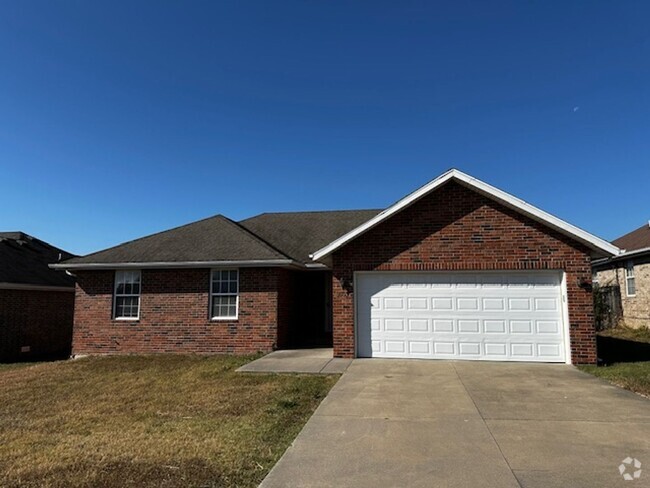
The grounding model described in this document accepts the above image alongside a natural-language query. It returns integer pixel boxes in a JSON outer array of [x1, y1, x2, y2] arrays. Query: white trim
[[311, 169, 621, 261], [0, 282, 74, 292], [353, 271, 359, 359], [209, 269, 239, 320], [113, 270, 141, 320], [51, 259, 299, 271], [560, 272, 572, 365], [592, 245, 649, 268], [619, 246, 649, 258], [625, 261, 636, 297]]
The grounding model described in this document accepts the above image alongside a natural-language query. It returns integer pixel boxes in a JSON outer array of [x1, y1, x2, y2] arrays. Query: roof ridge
[[62, 213, 228, 263], [219, 217, 292, 260], [242, 208, 383, 220]]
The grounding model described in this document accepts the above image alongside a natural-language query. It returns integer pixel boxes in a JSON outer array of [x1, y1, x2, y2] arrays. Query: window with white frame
[[114, 270, 141, 319], [625, 261, 636, 297], [211, 269, 239, 319]]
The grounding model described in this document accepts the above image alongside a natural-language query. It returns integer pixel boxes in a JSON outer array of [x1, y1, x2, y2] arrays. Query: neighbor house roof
[[0, 232, 75, 290], [612, 223, 650, 252], [592, 222, 650, 267], [54, 215, 292, 269], [240, 209, 381, 263], [311, 169, 621, 260]]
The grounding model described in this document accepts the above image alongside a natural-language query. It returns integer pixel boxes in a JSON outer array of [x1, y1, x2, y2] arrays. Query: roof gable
[[310, 169, 621, 261]]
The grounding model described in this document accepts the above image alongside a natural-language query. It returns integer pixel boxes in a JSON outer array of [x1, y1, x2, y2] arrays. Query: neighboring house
[[593, 222, 650, 329], [53, 169, 620, 364], [0, 232, 75, 361]]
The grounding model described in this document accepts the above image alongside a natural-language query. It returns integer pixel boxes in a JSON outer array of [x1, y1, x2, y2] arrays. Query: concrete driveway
[[260, 360, 650, 488]]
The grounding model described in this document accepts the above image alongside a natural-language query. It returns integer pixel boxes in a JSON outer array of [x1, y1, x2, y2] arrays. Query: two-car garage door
[[356, 272, 568, 363]]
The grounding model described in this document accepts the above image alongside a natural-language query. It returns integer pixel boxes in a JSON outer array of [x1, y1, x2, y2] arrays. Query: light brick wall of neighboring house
[[73, 268, 289, 355], [0, 289, 74, 361], [331, 180, 596, 364], [595, 260, 650, 329]]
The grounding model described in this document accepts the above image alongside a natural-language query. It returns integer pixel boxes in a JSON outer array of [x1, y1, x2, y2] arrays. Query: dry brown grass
[[0, 355, 338, 488]]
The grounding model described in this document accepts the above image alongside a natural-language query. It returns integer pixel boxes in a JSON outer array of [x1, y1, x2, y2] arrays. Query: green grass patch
[[578, 361, 650, 397], [0, 355, 338, 487], [598, 326, 650, 343]]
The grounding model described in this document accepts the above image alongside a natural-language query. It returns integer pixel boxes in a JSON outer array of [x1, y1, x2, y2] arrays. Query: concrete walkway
[[237, 348, 352, 374], [260, 360, 650, 488]]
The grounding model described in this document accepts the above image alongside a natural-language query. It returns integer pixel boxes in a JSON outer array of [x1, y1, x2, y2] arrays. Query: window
[[625, 261, 636, 297], [114, 270, 141, 319], [211, 269, 239, 319]]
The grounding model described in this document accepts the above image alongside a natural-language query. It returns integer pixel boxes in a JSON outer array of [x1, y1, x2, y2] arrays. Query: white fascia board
[[50, 259, 302, 270], [621, 246, 650, 258], [310, 168, 621, 261], [593, 245, 650, 267], [0, 282, 75, 292]]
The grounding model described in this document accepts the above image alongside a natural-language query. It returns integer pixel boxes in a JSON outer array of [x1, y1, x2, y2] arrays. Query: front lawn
[[0, 355, 338, 488], [578, 362, 650, 398], [0, 362, 38, 372]]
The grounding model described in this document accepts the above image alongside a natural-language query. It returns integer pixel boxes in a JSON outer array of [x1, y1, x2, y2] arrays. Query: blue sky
[[1, 1, 648, 255]]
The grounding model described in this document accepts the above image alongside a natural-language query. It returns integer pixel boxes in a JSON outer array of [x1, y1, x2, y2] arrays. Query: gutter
[[592, 246, 650, 267], [49, 259, 314, 271], [0, 282, 75, 292]]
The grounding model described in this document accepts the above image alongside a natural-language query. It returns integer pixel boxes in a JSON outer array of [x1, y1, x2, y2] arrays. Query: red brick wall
[[73, 268, 282, 355], [331, 181, 596, 364], [0, 288, 74, 361]]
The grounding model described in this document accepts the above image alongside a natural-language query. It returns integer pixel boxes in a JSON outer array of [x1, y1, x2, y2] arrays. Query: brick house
[[54, 170, 620, 364], [0, 232, 75, 361], [593, 223, 650, 329]]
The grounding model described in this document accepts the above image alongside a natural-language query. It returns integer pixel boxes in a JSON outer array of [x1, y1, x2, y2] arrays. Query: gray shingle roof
[[58, 210, 382, 268], [240, 209, 382, 263], [61, 215, 290, 266], [0, 232, 75, 287]]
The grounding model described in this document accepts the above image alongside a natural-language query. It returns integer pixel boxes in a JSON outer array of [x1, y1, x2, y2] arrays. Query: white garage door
[[356, 272, 567, 363]]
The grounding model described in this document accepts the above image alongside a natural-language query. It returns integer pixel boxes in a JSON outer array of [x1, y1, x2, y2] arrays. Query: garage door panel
[[433, 319, 453, 332], [409, 341, 431, 355], [536, 320, 560, 334], [484, 320, 506, 333], [484, 343, 507, 357], [433, 342, 455, 355], [432, 298, 453, 310], [407, 297, 429, 310], [458, 320, 480, 333], [408, 319, 429, 332], [356, 272, 566, 362]]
